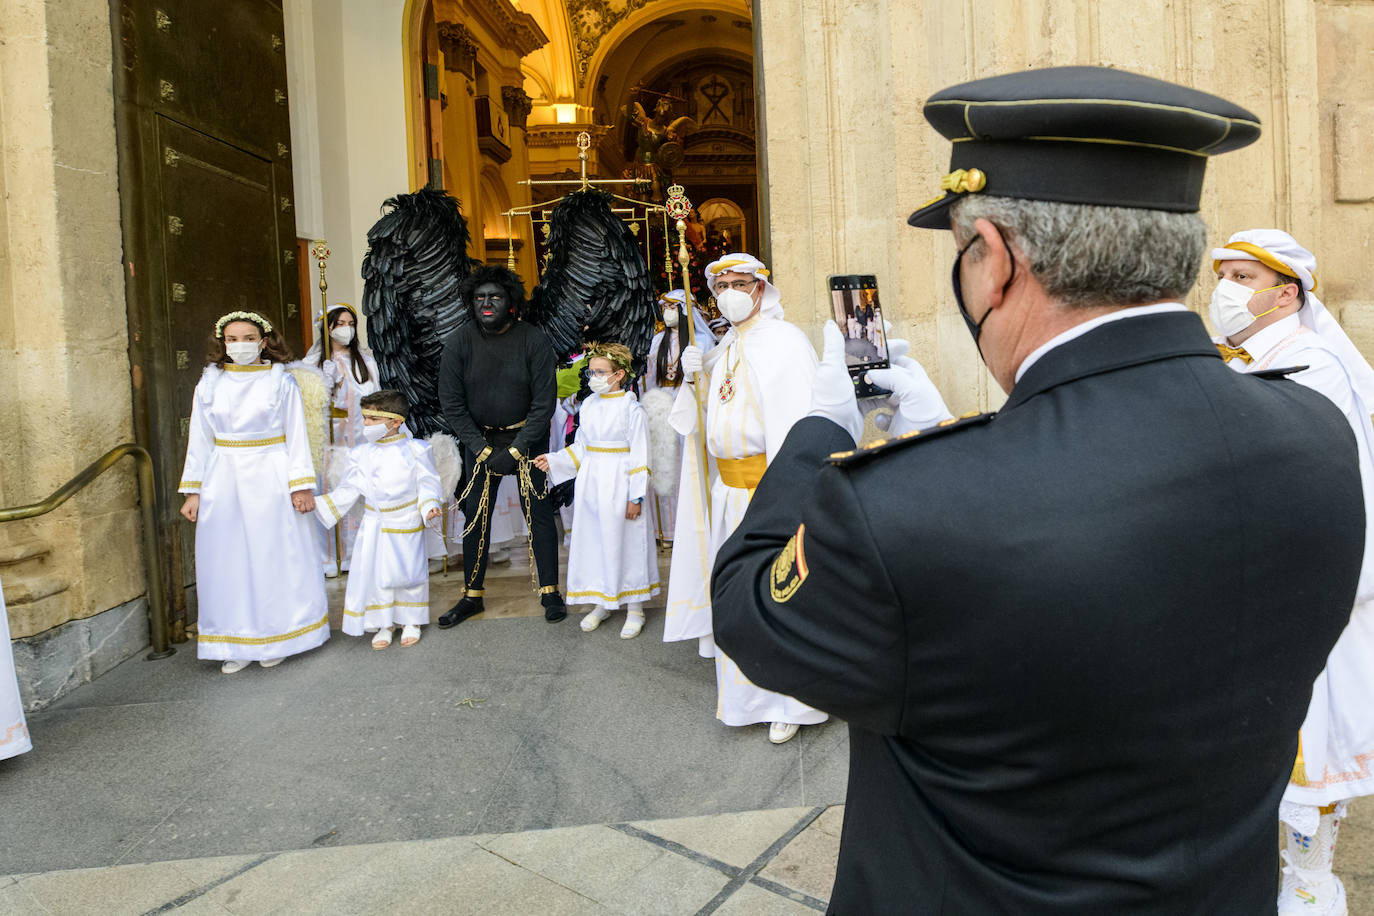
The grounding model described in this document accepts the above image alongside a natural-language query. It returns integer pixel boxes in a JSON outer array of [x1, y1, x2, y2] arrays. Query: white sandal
[[400, 624, 421, 647], [620, 612, 645, 639], [372, 627, 393, 649]]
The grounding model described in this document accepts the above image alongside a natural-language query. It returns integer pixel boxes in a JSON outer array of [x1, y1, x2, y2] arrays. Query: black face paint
[[951, 225, 1016, 354], [473, 282, 514, 334]]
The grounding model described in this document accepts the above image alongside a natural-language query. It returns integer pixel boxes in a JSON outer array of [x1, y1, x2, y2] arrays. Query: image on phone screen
[[829, 274, 890, 394]]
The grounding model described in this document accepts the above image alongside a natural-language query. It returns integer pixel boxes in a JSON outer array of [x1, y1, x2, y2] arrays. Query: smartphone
[[828, 274, 890, 397]]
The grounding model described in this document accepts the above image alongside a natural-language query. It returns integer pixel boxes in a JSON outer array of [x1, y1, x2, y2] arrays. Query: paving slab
[[629, 807, 814, 870]]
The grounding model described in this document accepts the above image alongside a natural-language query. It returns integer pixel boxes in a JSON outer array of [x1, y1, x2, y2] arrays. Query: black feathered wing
[[360, 189, 473, 438], [527, 190, 657, 374]]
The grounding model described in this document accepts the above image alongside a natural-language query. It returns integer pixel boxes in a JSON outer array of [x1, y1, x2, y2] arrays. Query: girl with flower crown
[[178, 312, 330, 673], [302, 304, 379, 575], [534, 343, 659, 638]]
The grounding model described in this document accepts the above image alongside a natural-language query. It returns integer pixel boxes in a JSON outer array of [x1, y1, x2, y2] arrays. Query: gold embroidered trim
[[628, 466, 649, 475], [569, 450, 581, 470], [377, 434, 405, 444], [198, 613, 328, 645], [288, 476, 316, 488], [364, 498, 418, 513], [222, 363, 272, 372], [215, 434, 286, 447], [380, 524, 425, 534], [586, 445, 630, 454], [179, 480, 201, 489], [322, 494, 341, 522], [566, 583, 660, 602], [365, 600, 429, 611], [361, 408, 406, 421]]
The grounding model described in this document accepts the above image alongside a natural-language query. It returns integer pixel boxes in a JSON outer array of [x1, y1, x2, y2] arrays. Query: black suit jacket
[[712, 311, 1364, 914]]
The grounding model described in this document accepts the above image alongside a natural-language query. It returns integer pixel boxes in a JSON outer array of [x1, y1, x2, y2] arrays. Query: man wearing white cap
[[663, 254, 827, 744], [1212, 228, 1374, 915]]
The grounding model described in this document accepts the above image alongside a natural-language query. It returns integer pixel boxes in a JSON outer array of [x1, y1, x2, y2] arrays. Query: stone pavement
[[5, 548, 1374, 913]]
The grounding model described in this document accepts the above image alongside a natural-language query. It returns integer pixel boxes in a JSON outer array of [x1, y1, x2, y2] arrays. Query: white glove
[[321, 357, 342, 388], [867, 336, 953, 436], [680, 344, 704, 376], [808, 321, 864, 444]]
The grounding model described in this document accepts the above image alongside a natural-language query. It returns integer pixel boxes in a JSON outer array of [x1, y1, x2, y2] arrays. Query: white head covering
[[658, 288, 716, 345], [1212, 229, 1374, 406], [704, 252, 783, 321], [303, 302, 369, 363]]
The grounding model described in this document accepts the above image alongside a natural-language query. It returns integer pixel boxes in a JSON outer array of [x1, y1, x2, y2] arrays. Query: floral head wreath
[[586, 341, 634, 375], [215, 310, 274, 339]]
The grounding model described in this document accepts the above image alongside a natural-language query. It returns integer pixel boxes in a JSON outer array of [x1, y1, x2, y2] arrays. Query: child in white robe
[[534, 343, 658, 638], [316, 390, 443, 649], [179, 311, 330, 673]]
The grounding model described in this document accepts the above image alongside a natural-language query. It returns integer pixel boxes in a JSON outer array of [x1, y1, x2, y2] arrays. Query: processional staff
[[666, 184, 711, 514], [311, 239, 344, 576]]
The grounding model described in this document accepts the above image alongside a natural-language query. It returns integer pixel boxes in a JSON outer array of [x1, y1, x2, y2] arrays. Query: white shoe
[[400, 624, 422, 647], [620, 612, 644, 639], [768, 722, 800, 744], [581, 607, 612, 632], [372, 627, 393, 650], [258, 657, 284, 668], [1278, 870, 1346, 915], [220, 659, 249, 674]]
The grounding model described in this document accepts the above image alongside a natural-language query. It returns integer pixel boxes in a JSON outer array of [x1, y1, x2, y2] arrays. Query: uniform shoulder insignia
[[827, 410, 995, 466], [1252, 365, 1308, 380]]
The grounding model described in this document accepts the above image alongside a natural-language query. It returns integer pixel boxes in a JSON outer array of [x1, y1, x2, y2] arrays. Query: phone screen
[[828, 274, 890, 392]]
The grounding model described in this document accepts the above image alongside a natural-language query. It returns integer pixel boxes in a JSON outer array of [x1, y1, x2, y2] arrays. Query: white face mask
[[225, 341, 261, 365], [663, 307, 680, 328], [1209, 278, 1287, 337], [716, 288, 757, 324], [330, 325, 355, 345], [362, 423, 391, 443], [588, 375, 613, 395]]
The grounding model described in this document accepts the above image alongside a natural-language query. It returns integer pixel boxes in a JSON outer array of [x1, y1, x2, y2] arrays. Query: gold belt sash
[[214, 434, 286, 448], [717, 454, 767, 491]]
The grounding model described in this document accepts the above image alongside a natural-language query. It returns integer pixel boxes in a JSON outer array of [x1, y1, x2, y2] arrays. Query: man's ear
[[972, 217, 1018, 312]]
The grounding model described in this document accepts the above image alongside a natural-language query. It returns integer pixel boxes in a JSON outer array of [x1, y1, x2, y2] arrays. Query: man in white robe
[[663, 253, 828, 744], [1211, 229, 1374, 915]]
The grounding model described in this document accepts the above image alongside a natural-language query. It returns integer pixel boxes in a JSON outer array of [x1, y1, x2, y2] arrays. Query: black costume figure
[[437, 266, 565, 624], [710, 68, 1366, 913]]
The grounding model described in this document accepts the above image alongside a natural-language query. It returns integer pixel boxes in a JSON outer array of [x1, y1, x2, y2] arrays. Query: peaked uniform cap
[[909, 66, 1261, 229]]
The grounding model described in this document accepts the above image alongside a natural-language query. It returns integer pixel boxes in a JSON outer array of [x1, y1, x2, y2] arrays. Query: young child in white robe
[[534, 343, 659, 638], [316, 390, 444, 649]]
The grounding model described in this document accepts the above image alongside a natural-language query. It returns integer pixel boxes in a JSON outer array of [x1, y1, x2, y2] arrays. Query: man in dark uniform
[[437, 265, 566, 624], [711, 67, 1366, 913]]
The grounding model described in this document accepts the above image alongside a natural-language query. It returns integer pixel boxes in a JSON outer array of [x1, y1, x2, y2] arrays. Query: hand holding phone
[[828, 274, 891, 397]]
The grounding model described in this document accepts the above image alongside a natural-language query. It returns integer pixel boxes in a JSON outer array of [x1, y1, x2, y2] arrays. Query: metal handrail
[[0, 443, 175, 660]]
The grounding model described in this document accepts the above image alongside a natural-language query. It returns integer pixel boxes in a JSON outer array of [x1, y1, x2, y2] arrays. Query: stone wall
[[0, 0, 146, 705], [755, 0, 1362, 416]]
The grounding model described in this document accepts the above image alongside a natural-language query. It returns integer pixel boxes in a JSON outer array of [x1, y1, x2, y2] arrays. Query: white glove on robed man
[[680, 344, 704, 376]]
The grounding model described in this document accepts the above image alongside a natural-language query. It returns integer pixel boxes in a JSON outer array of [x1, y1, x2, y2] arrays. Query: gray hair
[[949, 196, 1206, 308]]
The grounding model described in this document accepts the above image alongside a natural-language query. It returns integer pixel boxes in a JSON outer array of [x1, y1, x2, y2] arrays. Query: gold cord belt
[[482, 420, 527, 432], [214, 434, 286, 448]]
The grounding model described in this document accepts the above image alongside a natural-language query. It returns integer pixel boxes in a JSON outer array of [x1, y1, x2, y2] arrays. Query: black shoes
[[437, 596, 484, 629], [541, 591, 567, 622]]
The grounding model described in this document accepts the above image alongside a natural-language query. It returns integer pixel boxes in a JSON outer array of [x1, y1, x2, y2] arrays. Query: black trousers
[[460, 449, 559, 592]]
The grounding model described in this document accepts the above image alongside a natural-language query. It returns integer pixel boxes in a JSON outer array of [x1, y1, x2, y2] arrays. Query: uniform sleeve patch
[[770, 524, 809, 603]]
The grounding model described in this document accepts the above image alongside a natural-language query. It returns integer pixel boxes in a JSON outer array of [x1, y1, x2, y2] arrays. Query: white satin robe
[[178, 364, 330, 661], [0, 576, 32, 760], [317, 434, 444, 634], [546, 391, 659, 608]]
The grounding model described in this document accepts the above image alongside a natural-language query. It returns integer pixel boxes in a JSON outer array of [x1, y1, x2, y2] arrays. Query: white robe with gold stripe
[[665, 314, 829, 728], [545, 390, 659, 609], [179, 364, 329, 661], [316, 434, 444, 634]]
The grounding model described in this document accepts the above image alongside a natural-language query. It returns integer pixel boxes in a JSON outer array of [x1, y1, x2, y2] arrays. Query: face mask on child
[[225, 341, 261, 365], [330, 325, 355, 345], [588, 375, 613, 395], [362, 423, 391, 443]]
